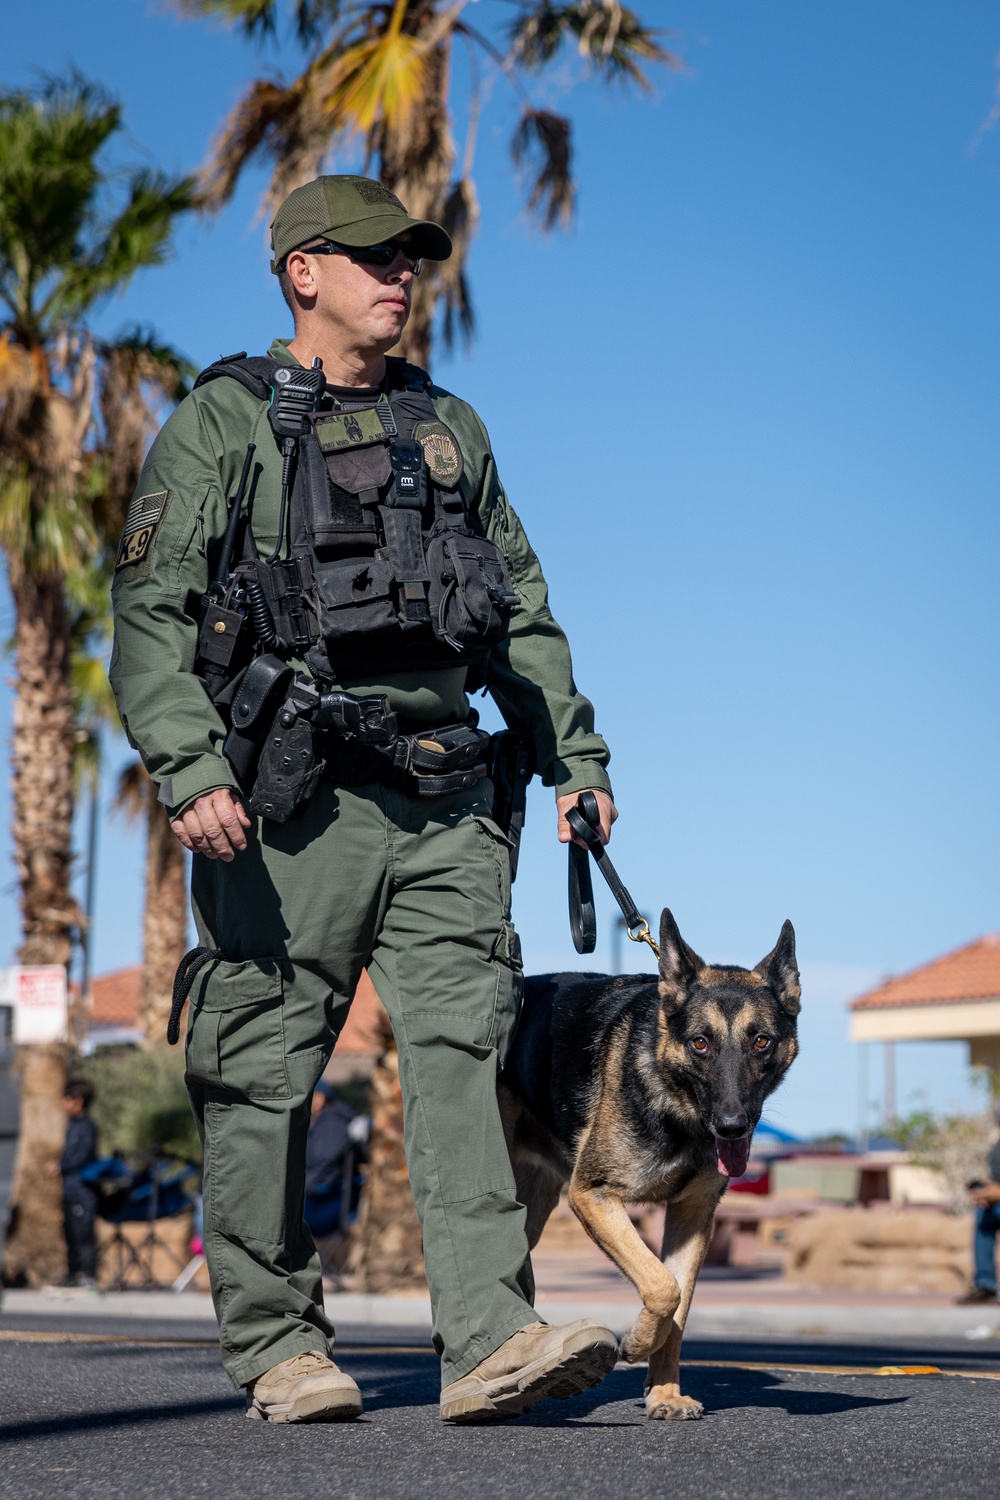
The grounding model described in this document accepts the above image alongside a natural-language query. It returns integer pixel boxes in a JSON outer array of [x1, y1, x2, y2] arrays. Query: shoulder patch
[[414, 420, 464, 489], [116, 489, 169, 571]]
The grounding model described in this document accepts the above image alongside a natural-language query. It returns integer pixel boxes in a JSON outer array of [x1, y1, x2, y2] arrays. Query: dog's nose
[[714, 1112, 749, 1138]]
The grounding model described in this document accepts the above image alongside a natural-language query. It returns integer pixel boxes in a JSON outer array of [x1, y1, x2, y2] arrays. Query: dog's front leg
[[568, 1175, 680, 1363], [644, 1172, 725, 1422]]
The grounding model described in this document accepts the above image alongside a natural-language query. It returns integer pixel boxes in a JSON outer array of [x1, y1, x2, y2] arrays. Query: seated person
[[304, 1082, 366, 1239]]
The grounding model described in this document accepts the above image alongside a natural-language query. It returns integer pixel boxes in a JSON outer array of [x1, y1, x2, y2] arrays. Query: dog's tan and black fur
[[499, 909, 800, 1421]]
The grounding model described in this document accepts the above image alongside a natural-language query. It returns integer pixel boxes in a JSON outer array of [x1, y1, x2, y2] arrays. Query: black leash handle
[[568, 802, 597, 954], [167, 946, 224, 1045], [566, 792, 660, 961]]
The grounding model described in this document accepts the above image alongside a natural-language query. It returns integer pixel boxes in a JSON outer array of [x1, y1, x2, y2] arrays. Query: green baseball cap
[[270, 175, 452, 272]]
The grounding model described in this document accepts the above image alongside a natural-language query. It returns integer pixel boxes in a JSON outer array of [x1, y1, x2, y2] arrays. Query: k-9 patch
[[116, 489, 169, 570]]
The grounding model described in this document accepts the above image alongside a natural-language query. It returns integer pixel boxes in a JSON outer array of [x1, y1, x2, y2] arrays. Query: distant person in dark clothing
[[958, 1103, 1000, 1305], [59, 1076, 98, 1287], [304, 1082, 366, 1241]]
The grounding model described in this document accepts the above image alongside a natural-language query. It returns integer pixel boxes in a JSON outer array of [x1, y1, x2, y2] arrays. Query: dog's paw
[[646, 1390, 704, 1422], [619, 1324, 651, 1364]]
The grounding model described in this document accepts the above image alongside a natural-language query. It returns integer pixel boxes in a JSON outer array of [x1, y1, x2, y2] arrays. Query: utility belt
[[222, 652, 510, 824]]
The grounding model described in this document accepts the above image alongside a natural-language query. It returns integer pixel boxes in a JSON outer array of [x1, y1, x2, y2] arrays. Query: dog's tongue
[[716, 1136, 752, 1178]]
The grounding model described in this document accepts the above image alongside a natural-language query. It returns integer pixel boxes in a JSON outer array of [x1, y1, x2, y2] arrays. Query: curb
[[4, 1287, 998, 1344]]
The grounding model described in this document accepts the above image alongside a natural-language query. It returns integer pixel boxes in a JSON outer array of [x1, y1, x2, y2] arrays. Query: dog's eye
[[689, 1036, 710, 1055], [752, 1034, 771, 1052]]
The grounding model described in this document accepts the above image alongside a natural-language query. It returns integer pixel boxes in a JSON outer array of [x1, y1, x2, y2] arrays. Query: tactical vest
[[193, 353, 518, 685]]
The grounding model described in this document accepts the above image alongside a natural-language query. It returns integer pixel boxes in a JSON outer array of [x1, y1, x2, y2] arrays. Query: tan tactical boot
[[245, 1350, 363, 1423], [440, 1319, 619, 1424]]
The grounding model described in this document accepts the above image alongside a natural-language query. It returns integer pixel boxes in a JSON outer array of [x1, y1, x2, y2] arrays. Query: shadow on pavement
[[0, 1396, 244, 1444]]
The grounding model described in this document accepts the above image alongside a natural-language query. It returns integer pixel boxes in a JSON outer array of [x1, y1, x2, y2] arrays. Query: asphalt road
[[2, 1322, 1000, 1500]]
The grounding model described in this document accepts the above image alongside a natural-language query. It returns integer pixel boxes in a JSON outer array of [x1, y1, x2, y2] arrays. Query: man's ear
[[754, 920, 801, 1016], [658, 909, 705, 1014]]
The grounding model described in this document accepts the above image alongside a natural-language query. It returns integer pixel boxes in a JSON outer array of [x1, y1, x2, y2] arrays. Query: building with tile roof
[[850, 935, 1000, 1073]]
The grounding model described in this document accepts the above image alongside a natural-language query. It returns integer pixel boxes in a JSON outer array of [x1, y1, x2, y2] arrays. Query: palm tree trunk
[[3, 568, 78, 1285], [350, 990, 426, 1293], [140, 779, 189, 1047]]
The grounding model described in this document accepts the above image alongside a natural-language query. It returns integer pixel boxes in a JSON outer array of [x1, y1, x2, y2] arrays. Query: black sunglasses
[[292, 238, 422, 276]]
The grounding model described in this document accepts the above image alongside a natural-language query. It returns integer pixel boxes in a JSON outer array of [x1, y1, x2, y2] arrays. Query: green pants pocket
[[490, 918, 524, 1059], [186, 955, 290, 1101]]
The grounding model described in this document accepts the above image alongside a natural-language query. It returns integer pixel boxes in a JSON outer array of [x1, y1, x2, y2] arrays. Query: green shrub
[[78, 1046, 201, 1166]]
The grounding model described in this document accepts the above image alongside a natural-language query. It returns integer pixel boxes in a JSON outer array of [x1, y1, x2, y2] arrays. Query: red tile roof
[[851, 935, 1000, 1011], [90, 966, 141, 1026]]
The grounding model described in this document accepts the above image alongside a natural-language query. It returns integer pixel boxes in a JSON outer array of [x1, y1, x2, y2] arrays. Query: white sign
[[0, 966, 69, 1045]]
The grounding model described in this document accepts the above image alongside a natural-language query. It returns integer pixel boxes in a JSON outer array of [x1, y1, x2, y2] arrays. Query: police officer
[[110, 175, 618, 1424]]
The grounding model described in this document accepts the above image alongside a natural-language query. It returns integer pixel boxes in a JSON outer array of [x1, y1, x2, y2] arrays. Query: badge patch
[[315, 408, 389, 453], [414, 421, 464, 489], [115, 490, 169, 571]]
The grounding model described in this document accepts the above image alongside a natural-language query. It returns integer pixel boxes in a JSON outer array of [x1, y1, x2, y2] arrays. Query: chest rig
[[194, 353, 518, 687]]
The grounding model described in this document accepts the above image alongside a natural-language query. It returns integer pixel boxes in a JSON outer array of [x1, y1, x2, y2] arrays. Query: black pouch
[[426, 534, 518, 652], [249, 712, 324, 823], [314, 557, 398, 640]]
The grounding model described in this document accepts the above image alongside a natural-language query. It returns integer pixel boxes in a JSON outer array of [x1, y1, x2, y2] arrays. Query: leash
[[566, 791, 660, 961]]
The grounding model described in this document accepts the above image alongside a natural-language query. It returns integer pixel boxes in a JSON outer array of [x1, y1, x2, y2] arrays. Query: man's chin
[[373, 307, 409, 341]]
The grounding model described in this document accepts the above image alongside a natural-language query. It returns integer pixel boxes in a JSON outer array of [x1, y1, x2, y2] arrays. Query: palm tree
[[177, 0, 679, 364], [0, 75, 196, 1284]]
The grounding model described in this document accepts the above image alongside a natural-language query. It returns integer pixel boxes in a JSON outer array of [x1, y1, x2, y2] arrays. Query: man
[[958, 1103, 1000, 1305], [111, 175, 618, 1424]]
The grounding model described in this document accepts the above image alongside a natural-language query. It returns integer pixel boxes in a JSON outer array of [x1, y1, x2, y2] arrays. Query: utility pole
[[883, 1040, 896, 1128], [74, 732, 101, 1052]]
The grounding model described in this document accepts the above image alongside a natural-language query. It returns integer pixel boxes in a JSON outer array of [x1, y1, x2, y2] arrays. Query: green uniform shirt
[[110, 339, 612, 816]]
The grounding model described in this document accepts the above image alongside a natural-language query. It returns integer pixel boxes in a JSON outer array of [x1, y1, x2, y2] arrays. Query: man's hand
[[170, 789, 252, 862], [970, 1181, 1000, 1208], [556, 789, 618, 849]]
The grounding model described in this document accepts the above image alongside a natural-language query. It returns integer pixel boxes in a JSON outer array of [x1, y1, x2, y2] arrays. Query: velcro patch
[[115, 490, 169, 571], [414, 420, 463, 489], [314, 409, 389, 453]]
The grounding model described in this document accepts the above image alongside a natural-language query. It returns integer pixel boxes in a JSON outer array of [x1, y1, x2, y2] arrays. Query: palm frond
[[49, 169, 199, 319], [200, 75, 312, 209], [113, 757, 148, 822], [508, 1, 681, 86], [321, 1, 429, 140], [510, 108, 574, 230], [93, 329, 194, 540], [438, 175, 477, 350], [171, 0, 282, 37], [172, 0, 344, 45]]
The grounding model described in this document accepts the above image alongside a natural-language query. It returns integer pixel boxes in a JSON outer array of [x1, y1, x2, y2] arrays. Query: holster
[[223, 655, 294, 790]]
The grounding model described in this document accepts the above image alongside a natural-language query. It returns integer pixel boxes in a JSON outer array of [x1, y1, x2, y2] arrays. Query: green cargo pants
[[184, 777, 535, 1390]]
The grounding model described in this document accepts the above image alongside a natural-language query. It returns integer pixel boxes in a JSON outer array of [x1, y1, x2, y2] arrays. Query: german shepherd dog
[[499, 909, 800, 1421]]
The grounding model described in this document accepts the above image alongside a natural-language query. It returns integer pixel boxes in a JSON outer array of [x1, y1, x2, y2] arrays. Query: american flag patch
[[116, 490, 169, 570]]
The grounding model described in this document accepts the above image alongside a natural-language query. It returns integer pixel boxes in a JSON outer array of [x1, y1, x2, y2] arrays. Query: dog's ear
[[754, 920, 800, 1016], [658, 909, 705, 1013]]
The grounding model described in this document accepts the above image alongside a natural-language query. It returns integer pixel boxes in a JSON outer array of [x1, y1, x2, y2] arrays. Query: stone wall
[[784, 1207, 974, 1294]]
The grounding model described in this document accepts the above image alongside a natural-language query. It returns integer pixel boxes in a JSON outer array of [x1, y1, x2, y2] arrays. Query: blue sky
[[2, 2, 998, 1135]]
